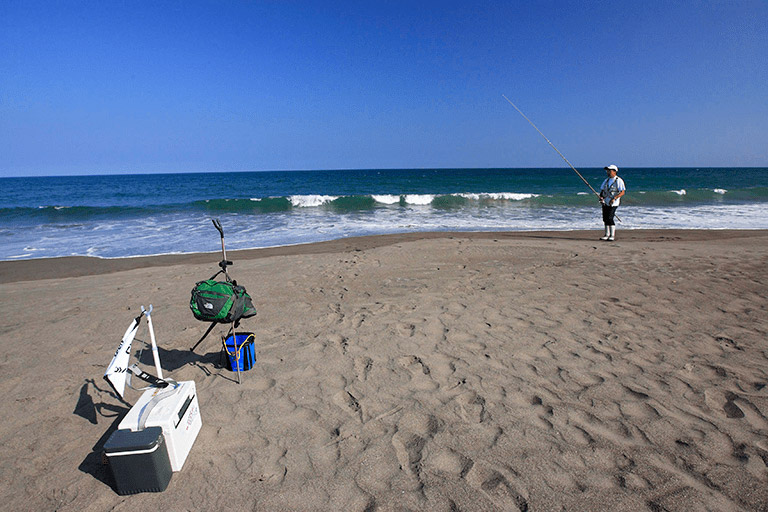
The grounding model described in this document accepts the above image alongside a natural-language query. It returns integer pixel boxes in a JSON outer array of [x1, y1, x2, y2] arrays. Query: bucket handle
[[222, 333, 255, 357]]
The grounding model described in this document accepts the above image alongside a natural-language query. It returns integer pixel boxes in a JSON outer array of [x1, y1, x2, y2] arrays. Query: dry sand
[[1, 229, 767, 511]]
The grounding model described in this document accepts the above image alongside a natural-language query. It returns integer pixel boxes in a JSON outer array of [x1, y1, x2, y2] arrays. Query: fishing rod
[[502, 95, 620, 222]]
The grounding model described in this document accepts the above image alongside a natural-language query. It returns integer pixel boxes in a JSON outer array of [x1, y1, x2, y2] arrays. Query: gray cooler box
[[118, 380, 201, 472], [104, 427, 172, 494]]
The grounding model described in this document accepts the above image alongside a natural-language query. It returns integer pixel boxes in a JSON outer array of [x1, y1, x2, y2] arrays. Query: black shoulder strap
[[128, 363, 169, 388]]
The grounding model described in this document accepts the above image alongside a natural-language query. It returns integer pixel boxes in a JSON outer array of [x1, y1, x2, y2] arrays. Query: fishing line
[[502, 95, 620, 222]]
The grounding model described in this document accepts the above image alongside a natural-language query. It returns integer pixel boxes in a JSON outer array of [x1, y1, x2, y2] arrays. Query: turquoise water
[[2, 167, 767, 260]]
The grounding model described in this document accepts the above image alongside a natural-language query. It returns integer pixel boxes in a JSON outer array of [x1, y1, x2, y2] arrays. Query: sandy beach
[[1, 229, 767, 511]]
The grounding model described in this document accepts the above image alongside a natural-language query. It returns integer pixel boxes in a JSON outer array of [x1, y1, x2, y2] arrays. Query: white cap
[[604, 164, 619, 173]]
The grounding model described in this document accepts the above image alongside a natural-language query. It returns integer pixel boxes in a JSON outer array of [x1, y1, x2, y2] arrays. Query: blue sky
[[1, 1, 767, 177]]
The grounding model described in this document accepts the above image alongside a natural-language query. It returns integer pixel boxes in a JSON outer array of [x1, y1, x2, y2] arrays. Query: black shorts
[[602, 204, 618, 226]]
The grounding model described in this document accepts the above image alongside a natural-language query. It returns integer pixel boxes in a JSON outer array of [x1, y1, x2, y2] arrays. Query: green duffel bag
[[190, 279, 256, 324]]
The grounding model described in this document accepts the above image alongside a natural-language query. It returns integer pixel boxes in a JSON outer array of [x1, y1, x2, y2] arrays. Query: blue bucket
[[224, 332, 255, 372]]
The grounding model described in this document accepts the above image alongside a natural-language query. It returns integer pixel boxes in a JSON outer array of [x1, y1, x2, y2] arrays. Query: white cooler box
[[119, 380, 202, 472]]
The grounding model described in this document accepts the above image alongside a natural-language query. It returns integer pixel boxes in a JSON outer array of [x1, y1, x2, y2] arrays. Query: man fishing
[[598, 165, 626, 241], [502, 97, 628, 240]]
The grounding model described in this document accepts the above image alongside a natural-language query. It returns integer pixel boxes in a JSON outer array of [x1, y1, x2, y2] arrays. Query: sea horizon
[[5, 165, 768, 180]]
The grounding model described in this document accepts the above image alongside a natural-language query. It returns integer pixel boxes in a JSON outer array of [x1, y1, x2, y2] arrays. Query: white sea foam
[[403, 194, 435, 205], [458, 192, 538, 201], [372, 195, 401, 204], [250, 196, 287, 202], [672, 189, 687, 196], [289, 195, 338, 207], [713, 188, 727, 195]]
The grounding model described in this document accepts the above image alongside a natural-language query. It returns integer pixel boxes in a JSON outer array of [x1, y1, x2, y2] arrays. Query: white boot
[[600, 225, 610, 241], [608, 225, 615, 241]]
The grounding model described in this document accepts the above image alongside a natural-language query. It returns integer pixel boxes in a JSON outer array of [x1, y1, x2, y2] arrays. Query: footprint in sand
[[391, 410, 440, 476], [423, 447, 473, 478], [398, 355, 430, 374], [530, 395, 555, 430], [257, 444, 287, 484], [327, 303, 345, 324], [333, 390, 363, 422], [353, 356, 373, 381], [395, 322, 416, 338], [454, 391, 487, 423], [397, 355, 439, 391], [714, 335, 743, 351], [566, 409, 639, 446], [466, 463, 529, 512], [250, 378, 276, 392], [328, 333, 349, 355], [391, 431, 426, 475], [704, 389, 744, 419], [398, 410, 440, 437], [705, 389, 768, 430]]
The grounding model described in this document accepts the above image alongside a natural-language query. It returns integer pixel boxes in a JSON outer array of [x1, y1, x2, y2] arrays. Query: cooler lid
[[104, 427, 164, 454]]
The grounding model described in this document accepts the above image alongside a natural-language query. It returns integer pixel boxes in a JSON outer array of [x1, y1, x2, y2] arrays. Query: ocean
[[2, 167, 767, 260]]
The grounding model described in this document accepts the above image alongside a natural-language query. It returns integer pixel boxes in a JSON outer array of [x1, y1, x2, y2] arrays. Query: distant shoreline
[[2, 228, 766, 284]]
